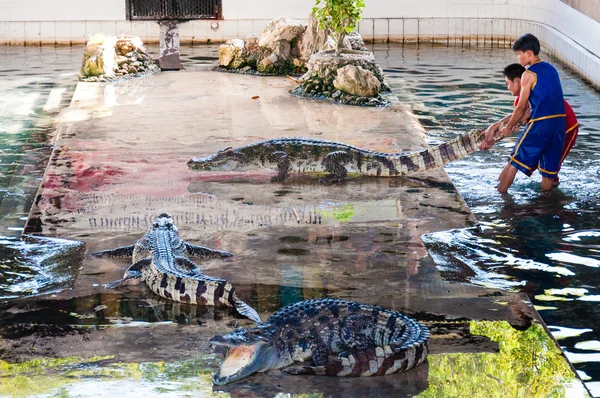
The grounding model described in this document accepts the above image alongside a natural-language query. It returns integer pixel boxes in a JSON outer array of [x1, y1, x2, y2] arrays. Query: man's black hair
[[512, 33, 540, 55], [503, 63, 526, 81]]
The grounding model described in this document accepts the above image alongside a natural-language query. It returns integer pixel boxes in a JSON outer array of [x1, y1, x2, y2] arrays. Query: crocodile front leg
[[174, 256, 204, 277], [104, 258, 151, 289], [90, 244, 135, 258], [283, 330, 331, 375], [265, 151, 291, 182], [321, 151, 352, 183], [185, 243, 233, 258]]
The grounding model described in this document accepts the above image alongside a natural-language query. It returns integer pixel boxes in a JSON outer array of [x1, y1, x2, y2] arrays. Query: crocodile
[[209, 298, 429, 385], [91, 213, 261, 323], [187, 128, 503, 182]]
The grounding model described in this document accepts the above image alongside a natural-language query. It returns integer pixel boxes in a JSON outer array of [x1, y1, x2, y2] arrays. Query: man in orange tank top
[[481, 62, 578, 188]]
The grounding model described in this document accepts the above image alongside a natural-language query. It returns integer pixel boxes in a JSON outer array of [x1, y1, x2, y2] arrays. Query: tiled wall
[[560, 0, 600, 23], [0, 0, 599, 86]]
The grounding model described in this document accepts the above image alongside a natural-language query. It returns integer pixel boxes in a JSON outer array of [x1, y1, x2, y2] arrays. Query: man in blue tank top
[[480, 33, 566, 193]]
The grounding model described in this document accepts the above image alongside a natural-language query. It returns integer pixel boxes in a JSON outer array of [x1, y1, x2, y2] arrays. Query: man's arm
[[479, 114, 512, 150], [501, 71, 534, 136], [480, 89, 533, 150]]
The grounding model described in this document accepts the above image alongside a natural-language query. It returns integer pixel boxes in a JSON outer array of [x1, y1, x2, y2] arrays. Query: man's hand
[[479, 124, 499, 150], [499, 124, 512, 138]]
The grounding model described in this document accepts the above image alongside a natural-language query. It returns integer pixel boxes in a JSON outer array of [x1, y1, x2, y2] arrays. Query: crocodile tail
[[233, 296, 262, 324], [334, 340, 429, 377], [394, 128, 508, 174]]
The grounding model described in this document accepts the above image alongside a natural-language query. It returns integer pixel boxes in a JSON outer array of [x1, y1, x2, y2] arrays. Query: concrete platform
[[0, 67, 587, 396]]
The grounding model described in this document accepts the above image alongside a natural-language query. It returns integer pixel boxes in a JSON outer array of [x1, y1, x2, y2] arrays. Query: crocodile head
[[187, 147, 243, 171], [209, 324, 278, 385], [152, 213, 178, 231]]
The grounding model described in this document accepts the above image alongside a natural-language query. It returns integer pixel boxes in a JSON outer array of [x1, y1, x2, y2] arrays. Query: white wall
[[1, 0, 599, 86]]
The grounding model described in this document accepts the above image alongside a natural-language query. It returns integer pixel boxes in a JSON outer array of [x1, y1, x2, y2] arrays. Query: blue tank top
[[526, 60, 565, 120]]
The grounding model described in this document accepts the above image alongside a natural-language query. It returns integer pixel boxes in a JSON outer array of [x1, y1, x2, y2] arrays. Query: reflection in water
[[0, 320, 585, 397], [0, 291, 255, 330], [419, 321, 585, 397], [0, 46, 79, 236], [0, 235, 85, 299], [0, 355, 221, 397]]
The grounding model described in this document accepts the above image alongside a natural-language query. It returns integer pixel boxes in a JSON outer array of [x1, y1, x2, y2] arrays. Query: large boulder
[[219, 38, 246, 68], [258, 16, 307, 52], [300, 50, 385, 90], [333, 65, 381, 97], [256, 16, 307, 72]]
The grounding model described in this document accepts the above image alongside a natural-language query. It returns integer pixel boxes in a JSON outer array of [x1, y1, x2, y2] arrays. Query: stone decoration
[[218, 17, 307, 75], [79, 35, 159, 82], [291, 49, 391, 107], [216, 15, 367, 76], [333, 65, 381, 97]]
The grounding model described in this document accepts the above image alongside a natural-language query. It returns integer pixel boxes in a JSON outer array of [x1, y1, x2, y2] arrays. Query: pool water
[[374, 43, 600, 391]]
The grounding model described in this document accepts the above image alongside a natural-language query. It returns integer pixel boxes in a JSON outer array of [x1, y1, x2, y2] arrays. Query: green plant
[[312, 0, 365, 56]]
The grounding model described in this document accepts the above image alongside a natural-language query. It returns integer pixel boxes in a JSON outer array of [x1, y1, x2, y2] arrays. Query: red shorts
[[528, 124, 578, 176], [558, 125, 578, 172]]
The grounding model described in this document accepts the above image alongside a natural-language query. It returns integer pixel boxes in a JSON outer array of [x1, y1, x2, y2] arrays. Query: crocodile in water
[[91, 213, 261, 323], [209, 298, 429, 385], [187, 129, 500, 182]]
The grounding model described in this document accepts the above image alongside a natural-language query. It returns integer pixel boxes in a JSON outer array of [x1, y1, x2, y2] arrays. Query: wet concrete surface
[[0, 65, 587, 396]]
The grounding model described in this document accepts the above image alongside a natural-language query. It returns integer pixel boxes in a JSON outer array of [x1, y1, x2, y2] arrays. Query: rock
[[218, 38, 245, 68], [257, 52, 279, 74], [331, 90, 342, 99], [258, 17, 307, 50], [239, 35, 260, 68], [346, 32, 368, 51], [298, 14, 330, 63], [115, 55, 128, 65], [244, 34, 260, 55], [333, 65, 381, 97]]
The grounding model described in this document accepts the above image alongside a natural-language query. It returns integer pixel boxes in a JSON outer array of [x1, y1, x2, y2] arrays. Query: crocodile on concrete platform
[[91, 213, 261, 323], [209, 298, 429, 385], [187, 128, 503, 182]]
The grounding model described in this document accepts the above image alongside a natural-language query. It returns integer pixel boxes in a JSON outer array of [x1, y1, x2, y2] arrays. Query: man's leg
[[553, 127, 577, 188], [541, 176, 556, 191], [498, 164, 518, 193]]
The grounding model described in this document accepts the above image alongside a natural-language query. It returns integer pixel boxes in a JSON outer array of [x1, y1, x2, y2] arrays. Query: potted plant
[[312, 0, 366, 56]]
